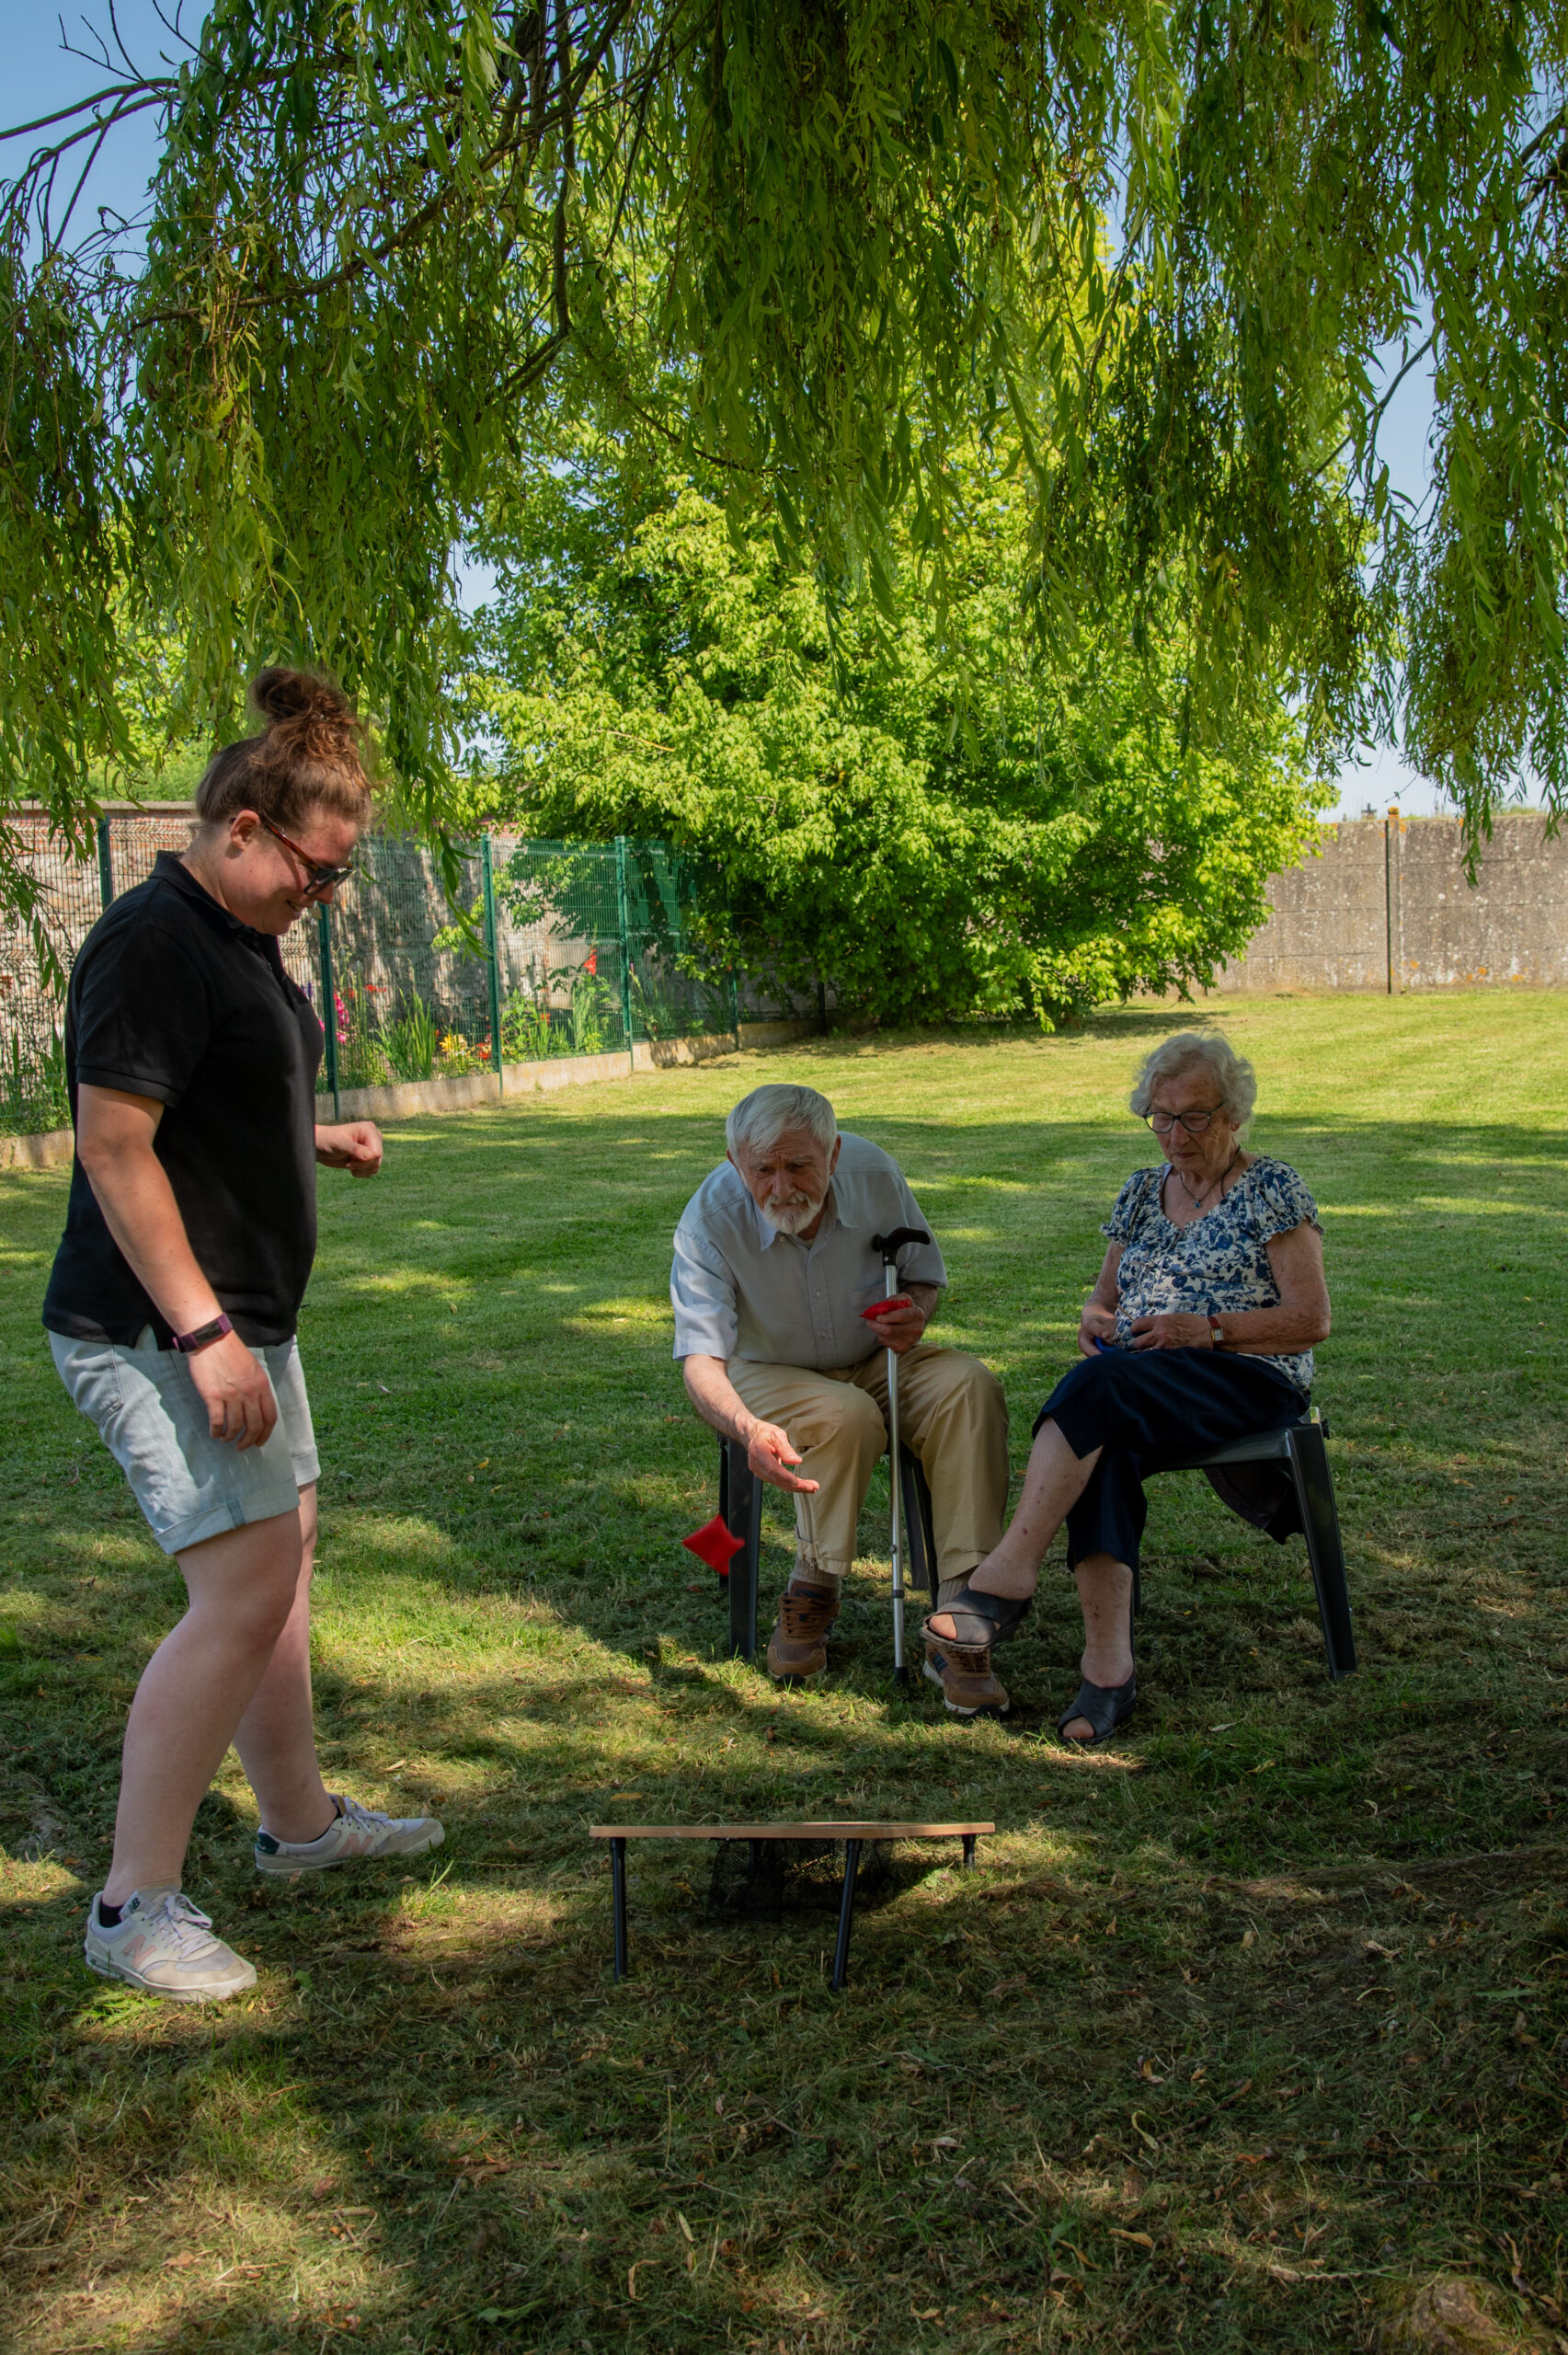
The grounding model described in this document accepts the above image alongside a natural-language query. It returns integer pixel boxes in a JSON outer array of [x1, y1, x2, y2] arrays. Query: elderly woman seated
[[923, 1030, 1331, 1742]]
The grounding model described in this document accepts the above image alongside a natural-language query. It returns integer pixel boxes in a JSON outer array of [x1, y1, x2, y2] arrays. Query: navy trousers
[[1033, 1349, 1306, 1576]]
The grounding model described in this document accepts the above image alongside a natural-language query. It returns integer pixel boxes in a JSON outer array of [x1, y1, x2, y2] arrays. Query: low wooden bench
[[589, 1821, 996, 1991]]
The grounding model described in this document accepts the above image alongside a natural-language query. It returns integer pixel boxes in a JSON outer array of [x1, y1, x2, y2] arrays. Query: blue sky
[[8, 5, 173, 238], [7, 10, 1447, 815]]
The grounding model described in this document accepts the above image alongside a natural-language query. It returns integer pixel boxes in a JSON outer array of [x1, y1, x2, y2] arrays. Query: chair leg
[[1286, 1422, 1356, 1680], [898, 1447, 939, 1607], [724, 1435, 762, 1662]]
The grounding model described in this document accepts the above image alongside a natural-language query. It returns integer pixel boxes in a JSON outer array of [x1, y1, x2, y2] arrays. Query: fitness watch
[[172, 1314, 234, 1355]]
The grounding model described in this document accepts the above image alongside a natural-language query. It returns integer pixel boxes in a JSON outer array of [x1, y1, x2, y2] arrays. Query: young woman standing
[[43, 670, 441, 2003]]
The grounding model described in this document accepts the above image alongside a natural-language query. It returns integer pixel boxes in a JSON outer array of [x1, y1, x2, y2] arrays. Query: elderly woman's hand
[[1129, 1311, 1215, 1351], [1078, 1301, 1118, 1356]]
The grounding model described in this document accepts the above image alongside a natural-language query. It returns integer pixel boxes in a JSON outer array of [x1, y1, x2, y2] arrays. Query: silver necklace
[[1172, 1149, 1242, 1215]]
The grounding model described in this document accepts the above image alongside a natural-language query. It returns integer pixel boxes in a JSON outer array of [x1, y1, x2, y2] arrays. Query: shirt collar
[[153, 848, 290, 977], [153, 848, 246, 935]]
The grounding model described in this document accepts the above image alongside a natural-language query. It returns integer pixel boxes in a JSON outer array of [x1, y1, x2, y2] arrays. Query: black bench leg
[[830, 1840, 862, 1992], [1286, 1423, 1356, 1680], [722, 1435, 763, 1662], [961, 1833, 977, 1870], [611, 1838, 629, 1982]]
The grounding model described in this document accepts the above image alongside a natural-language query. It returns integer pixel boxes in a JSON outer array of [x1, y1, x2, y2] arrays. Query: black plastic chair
[[715, 1433, 938, 1662], [1156, 1409, 1356, 1680]]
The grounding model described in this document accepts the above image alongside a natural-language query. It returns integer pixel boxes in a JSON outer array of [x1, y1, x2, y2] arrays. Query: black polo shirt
[[42, 853, 326, 1347]]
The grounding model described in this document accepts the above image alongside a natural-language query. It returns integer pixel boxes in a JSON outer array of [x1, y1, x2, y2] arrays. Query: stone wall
[[1217, 813, 1568, 994]]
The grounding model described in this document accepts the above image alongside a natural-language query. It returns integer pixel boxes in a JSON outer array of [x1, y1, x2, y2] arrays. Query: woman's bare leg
[[926, 1419, 1101, 1638], [1061, 1552, 1136, 1740], [103, 1509, 304, 1904], [232, 1483, 336, 1845]]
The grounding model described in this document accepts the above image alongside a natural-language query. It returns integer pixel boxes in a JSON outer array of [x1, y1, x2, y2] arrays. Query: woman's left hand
[[315, 1120, 383, 1178], [1129, 1311, 1213, 1350]]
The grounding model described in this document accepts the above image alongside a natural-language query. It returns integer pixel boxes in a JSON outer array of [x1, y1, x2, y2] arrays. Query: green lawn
[[2, 993, 1565, 2354]]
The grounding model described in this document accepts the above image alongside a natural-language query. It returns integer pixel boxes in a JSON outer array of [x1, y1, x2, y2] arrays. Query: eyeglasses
[[258, 812, 357, 898], [1144, 1106, 1225, 1136]]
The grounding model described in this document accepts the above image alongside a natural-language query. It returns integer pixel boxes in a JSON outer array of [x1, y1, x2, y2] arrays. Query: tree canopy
[[464, 425, 1322, 1022], [2, 0, 1564, 890]]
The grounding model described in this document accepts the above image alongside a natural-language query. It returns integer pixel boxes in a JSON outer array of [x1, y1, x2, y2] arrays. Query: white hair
[[1129, 1031, 1258, 1130], [725, 1083, 838, 1159]]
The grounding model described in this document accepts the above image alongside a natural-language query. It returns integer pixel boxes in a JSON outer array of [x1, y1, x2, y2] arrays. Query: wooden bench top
[[589, 1821, 994, 1842]]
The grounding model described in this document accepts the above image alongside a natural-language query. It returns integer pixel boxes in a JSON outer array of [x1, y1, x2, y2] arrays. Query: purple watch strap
[[172, 1314, 234, 1355]]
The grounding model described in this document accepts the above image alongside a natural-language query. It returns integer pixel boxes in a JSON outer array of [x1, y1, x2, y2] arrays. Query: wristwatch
[[1208, 1318, 1225, 1349], [172, 1314, 234, 1355]]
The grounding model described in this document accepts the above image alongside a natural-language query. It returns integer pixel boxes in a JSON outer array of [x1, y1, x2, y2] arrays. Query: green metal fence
[[3, 821, 765, 1136], [313, 834, 742, 1111]]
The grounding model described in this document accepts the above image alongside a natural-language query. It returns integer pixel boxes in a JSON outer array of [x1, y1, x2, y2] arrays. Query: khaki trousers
[[727, 1347, 1009, 1593]]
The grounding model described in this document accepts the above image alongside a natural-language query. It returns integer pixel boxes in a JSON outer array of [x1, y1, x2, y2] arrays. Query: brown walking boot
[[922, 1639, 1011, 1718], [765, 1582, 839, 1683]]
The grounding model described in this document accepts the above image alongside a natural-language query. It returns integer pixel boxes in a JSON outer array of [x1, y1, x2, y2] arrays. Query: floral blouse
[[1102, 1156, 1322, 1396]]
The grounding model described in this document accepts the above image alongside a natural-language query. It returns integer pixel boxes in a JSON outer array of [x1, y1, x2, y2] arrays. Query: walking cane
[[868, 1226, 932, 1688]]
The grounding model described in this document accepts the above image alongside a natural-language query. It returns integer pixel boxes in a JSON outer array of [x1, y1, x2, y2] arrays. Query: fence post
[[1384, 807, 1402, 994], [728, 966, 740, 1048], [96, 818, 114, 913], [481, 833, 504, 1099], [316, 902, 340, 1120], [614, 835, 635, 1071]]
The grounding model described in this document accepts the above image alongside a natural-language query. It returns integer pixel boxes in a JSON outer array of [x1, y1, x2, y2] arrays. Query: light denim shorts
[[49, 1327, 321, 1556]]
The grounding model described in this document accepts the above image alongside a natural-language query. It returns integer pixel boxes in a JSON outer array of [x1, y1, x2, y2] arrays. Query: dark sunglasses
[[258, 812, 357, 897]]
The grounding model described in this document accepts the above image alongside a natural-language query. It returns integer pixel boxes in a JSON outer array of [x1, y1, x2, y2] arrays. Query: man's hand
[[185, 1329, 280, 1449], [861, 1293, 928, 1357], [1129, 1311, 1213, 1351], [681, 1354, 819, 1489], [1079, 1301, 1118, 1356], [745, 1417, 821, 1495], [315, 1120, 383, 1177]]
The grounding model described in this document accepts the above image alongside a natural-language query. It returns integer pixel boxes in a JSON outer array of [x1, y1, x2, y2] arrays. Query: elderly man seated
[[672, 1083, 1009, 1692], [924, 1030, 1331, 1738]]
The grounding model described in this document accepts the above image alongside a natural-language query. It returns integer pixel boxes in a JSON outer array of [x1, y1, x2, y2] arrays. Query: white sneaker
[[84, 1887, 258, 2004], [254, 1794, 445, 1880]]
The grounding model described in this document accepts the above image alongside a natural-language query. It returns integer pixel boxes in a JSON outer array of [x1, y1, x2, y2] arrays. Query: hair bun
[[194, 664, 372, 834], [248, 667, 351, 727]]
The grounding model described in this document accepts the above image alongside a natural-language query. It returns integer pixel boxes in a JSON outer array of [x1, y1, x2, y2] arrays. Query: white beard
[[760, 1190, 827, 1236]]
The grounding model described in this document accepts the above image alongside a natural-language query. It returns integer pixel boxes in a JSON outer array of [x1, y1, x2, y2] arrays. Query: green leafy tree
[[1, 0, 1562, 891], [465, 437, 1324, 1023]]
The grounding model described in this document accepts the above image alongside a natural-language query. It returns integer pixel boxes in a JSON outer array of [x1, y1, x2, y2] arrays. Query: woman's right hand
[[187, 1330, 280, 1449], [1078, 1301, 1118, 1356]]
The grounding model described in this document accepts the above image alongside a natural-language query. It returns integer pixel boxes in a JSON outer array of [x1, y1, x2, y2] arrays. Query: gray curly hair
[[1129, 1032, 1258, 1131]]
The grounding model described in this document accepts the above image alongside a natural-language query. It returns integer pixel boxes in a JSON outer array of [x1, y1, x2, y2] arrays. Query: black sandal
[[921, 1584, 1033, 1653], [1056, 1672, 1138, 1747]]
